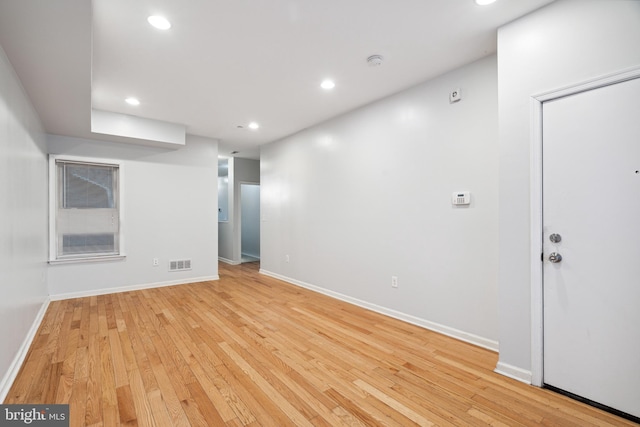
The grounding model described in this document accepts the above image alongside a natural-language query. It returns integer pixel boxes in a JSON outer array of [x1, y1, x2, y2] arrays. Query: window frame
[[48, 155, 126, 264]]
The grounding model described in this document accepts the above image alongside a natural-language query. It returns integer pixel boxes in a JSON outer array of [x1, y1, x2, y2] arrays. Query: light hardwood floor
[[5, 262, 636, 426]]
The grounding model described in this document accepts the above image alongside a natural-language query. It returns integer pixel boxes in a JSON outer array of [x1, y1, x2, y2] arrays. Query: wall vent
[[169, 259, 192, 272]]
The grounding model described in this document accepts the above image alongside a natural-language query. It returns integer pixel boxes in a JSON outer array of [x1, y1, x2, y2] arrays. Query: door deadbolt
[[549, 233, 562, 243], [548, 252, 563, 263]]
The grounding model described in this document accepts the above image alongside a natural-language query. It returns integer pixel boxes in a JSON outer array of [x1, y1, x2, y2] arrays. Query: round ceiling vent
[[367, 55, 384, 67]]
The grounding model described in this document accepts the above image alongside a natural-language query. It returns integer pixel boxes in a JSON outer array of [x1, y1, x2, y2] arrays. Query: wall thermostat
[[452, 191, 470, 205]]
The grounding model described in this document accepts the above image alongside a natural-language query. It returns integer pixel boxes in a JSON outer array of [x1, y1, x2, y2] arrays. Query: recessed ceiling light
[[321, 79, 335, 90], [125, 97, 140, 106], [475, 0, 497, 5], [147, 15, 171, 30], [248, 122, 260, 130]]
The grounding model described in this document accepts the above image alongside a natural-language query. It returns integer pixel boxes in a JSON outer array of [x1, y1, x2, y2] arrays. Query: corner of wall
[[0, 298, 50, 402]]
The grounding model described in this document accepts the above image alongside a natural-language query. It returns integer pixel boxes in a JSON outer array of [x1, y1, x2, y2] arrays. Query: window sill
[[49, 255, 126, 265]]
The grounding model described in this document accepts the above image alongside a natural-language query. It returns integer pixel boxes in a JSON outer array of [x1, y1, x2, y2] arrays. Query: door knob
[[548, 252, 563, 263]]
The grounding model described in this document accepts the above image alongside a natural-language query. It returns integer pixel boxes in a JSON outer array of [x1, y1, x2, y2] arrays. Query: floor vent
[[169, 259, 192, 271]]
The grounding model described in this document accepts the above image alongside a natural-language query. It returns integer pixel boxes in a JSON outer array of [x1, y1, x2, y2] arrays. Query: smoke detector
[[367, 55, 384, 67]]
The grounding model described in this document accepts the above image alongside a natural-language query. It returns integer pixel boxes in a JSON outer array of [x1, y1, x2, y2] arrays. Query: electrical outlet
[[153, 258, 159, 267], [391, 276, 398, 288], [285, 254, 290, 263]]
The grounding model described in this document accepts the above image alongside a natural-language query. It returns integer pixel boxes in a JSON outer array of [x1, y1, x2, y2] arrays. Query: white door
[[543, 77, 640, 419]]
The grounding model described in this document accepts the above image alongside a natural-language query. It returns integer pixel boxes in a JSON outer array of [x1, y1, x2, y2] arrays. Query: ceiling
[[0, 0, 555, 159]]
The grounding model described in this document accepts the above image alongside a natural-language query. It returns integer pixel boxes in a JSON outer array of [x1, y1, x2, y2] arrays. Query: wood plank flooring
[[5, 262, 636, 426]]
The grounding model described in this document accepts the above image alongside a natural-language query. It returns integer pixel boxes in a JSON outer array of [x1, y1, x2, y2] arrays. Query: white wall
[[0, 46, 49, 397], [241, 184, 260, 258], [218, 159, 230, 221], [47, 134, 219, 297], [497, 0, 640, 378], [261, 55, 499, 348]]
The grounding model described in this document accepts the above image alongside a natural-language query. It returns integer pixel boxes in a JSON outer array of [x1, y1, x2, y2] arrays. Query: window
[[49, 156, 125, 263]]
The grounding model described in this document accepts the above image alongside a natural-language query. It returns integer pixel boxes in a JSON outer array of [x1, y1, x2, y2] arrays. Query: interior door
[[542, 77, 640, 419]]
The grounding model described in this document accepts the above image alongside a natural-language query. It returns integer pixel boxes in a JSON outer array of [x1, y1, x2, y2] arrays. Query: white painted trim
[[529, 65, 640, 388], [494, 361, 533, 384], [48, 255, 126, 265], [0, 298, 51, 402], [530, 96, 544, 387], [259, 269, 499, 352], [235, 181, 260, 263], [218, 257, 241, 265], [534, 65, 640, 102], [49, 276, 219, 301]]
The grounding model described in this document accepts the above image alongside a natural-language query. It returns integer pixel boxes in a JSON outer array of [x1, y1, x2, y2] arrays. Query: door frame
[[529, 65, 640, 387], [235, 181, 260, 263]]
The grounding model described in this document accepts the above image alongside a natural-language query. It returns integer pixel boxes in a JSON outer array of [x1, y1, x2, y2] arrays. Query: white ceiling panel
[[0, 0, 556, 158]]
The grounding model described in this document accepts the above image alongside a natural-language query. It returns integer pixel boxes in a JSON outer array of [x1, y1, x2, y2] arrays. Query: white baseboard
[[259, 269, 499, 352], [494, 361, 533, 384], [0, 297, 50, 402], [50, 275, 220, 301], [218, 257, 241, 265]]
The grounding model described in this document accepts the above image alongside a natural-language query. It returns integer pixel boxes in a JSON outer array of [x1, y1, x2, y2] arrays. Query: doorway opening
[[240, 183, 260, 264]]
